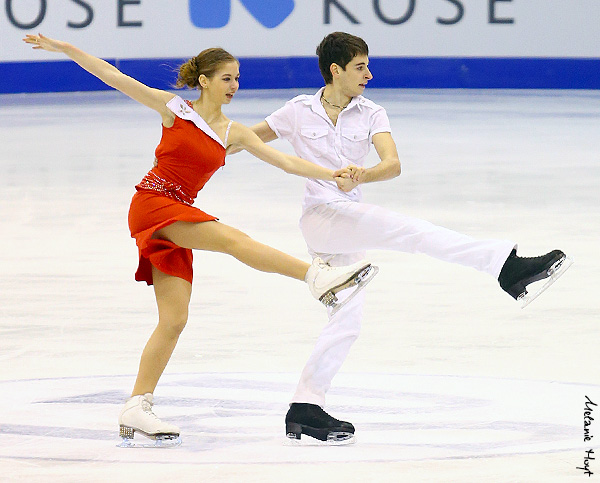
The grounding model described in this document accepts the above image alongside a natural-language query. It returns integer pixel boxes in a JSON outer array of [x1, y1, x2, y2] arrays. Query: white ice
[[0, 89, 599, 482]]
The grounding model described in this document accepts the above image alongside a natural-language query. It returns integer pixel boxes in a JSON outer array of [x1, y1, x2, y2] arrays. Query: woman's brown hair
[[176, 48, 238, 89]]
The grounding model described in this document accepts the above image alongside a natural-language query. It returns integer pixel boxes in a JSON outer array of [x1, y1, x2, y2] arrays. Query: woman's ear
[[198, 74, 208, 89]]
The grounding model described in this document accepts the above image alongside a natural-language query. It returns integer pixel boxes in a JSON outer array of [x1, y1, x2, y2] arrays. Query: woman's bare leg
[[154, 220, 310, 280], [131, 220, 309, 397], [131, 266, 192, 396]]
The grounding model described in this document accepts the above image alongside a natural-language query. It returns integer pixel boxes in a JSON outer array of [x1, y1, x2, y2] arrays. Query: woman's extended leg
[[131, 266, 192, 396], [154, 220, 310, 280]]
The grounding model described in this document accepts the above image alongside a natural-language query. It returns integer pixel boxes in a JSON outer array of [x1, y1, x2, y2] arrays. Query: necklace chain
[[321, 92, 350, 110]]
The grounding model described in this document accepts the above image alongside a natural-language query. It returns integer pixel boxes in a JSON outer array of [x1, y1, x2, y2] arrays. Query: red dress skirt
[[128, 96, 229, 285]]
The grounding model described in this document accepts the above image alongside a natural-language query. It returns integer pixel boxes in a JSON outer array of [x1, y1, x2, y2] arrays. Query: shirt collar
[[308, 87, 363, 120], [308, 87, 328, 123]]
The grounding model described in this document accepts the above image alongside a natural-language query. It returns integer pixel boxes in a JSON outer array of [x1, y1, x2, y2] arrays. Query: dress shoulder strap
[[224, 120, 233, 147]]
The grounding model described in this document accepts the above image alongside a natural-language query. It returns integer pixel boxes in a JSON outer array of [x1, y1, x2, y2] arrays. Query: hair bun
[[176, 48, 238, 90]]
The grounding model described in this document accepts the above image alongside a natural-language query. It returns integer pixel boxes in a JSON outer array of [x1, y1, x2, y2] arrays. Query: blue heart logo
[[189, 0, 295, 29]]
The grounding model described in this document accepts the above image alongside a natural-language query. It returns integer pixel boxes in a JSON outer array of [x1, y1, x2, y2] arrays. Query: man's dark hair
[[316, 32, 369, 84]]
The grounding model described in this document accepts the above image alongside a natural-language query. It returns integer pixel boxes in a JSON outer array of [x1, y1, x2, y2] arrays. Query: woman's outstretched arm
[[23, 34, 173, 118], [226, 121, 351, 183]]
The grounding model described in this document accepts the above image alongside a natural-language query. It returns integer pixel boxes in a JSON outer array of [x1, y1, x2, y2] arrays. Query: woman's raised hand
[[23, 34, 65, 53]]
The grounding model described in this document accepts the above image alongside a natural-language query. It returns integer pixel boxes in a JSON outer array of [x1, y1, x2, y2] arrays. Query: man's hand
[[346, 165, 366, 183], [335, 175, 358, 192], [333, 165, 365, 192]]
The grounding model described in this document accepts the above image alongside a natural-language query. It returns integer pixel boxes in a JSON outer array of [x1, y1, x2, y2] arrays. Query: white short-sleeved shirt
[[265, 87, 391, 212]]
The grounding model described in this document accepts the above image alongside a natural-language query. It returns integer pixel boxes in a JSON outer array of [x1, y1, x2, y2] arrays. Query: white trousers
[[292, 201, 516, 407]]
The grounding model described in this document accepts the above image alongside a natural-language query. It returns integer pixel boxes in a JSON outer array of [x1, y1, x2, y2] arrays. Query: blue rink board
[[1, 56, 599, 93]]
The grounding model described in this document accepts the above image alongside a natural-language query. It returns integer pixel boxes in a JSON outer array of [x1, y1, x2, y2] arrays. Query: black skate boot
[[285, 403, 355, 443], [498, 249, 567, 301]]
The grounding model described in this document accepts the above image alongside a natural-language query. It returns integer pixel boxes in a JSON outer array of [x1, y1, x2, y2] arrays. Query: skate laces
[[514, 251, 559, 262], [306, 258, 329, 285], [516, 254, 540, 261], [140, 397, 161, 421], [318, 260, 332, 271], [313, 259, 335, 289]]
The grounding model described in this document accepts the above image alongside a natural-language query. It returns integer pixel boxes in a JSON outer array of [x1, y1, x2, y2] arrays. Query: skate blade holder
[[117, 435, 182, 448], [285, 431, 356, 446], [519, 255, 573, 309], [320, 265, 379, 316], [117, 427, 182, 448]]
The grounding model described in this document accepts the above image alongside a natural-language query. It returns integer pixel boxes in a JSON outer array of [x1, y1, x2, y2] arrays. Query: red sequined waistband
[[136, 171, 194, 206]]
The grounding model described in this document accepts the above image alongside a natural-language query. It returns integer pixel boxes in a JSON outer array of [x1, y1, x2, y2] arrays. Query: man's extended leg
[[301, 201, 515, 279], [301, 201, 568, 303]]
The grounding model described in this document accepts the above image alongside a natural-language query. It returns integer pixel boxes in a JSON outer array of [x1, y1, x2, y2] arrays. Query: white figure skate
[[117, 393, 181, 448], [306, 258, 379, 315]]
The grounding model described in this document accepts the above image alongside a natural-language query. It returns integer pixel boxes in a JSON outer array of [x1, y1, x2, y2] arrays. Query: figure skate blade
[[329, 265, 379, 316], [520, 255, 573, 308], [117, 429, 182, 448], [284, 432, 356, 446]]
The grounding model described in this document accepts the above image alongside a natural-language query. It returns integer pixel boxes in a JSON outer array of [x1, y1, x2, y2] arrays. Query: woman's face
[[203, 61, 240, 104]]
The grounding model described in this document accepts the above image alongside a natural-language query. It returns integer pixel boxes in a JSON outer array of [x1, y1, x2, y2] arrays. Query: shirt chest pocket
[[300, 127, 329, 158], [341, 129, 370, 160]]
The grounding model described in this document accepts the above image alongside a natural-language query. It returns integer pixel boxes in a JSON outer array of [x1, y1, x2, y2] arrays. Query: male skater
[[244, 32, 570, 443]]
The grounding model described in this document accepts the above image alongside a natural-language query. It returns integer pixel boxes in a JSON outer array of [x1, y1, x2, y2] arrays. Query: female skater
[[23, 34, 375, 446]]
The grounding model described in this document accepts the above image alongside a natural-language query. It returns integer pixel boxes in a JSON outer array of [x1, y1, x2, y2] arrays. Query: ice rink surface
[[1, 88, 599, 482]]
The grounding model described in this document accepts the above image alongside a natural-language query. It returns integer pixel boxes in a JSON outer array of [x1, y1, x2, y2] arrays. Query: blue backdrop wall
[[2, 57, 599, 94]]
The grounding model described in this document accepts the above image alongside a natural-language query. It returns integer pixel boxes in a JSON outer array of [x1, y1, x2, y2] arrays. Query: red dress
[[128, 96, 230, 285]]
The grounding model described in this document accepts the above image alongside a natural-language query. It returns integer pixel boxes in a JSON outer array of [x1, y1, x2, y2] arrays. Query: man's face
[[336, 55, 372, 97]]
